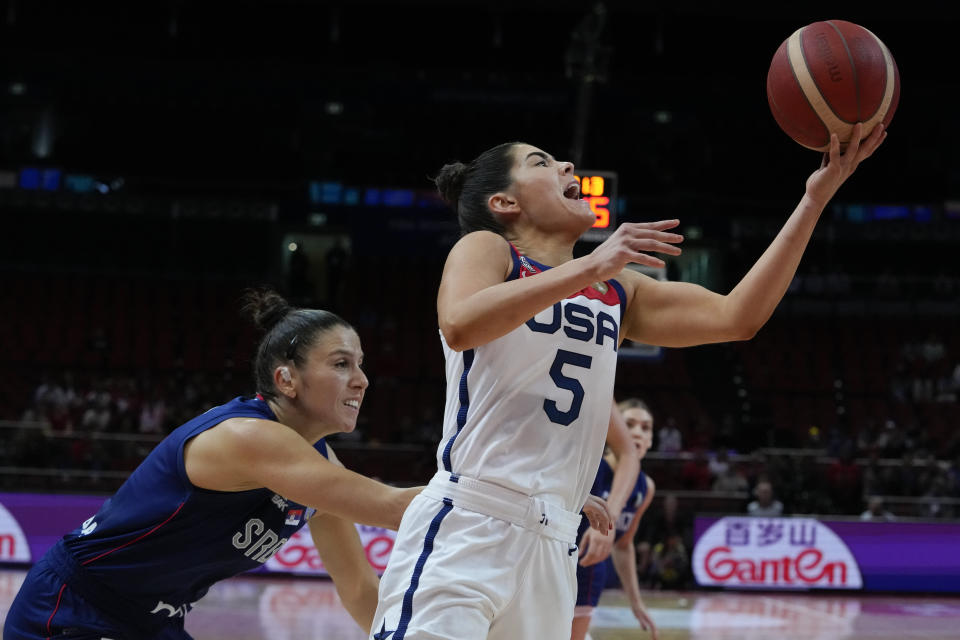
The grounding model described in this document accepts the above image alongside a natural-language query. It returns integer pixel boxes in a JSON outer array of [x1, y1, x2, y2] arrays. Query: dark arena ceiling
[[1, 1, 957, 206]]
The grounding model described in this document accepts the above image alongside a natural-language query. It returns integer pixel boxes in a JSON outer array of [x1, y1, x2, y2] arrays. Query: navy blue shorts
[[3, 556, 192, 640], [574, 557, 608, 608]]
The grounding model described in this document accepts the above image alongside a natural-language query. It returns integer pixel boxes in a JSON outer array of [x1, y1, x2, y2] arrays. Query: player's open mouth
[[563, 181, 581, 200], [344, 400, 360, 409]]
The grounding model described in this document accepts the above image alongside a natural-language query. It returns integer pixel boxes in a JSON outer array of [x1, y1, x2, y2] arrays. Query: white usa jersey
[[437, 245, 626, 512]]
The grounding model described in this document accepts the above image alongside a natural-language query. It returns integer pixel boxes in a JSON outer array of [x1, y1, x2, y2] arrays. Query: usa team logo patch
[[285, 509, 304, 526]]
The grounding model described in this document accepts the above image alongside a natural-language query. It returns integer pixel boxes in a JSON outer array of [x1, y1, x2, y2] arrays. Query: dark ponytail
[[240, 288, 352, 400], [432, 141, 520, 236]]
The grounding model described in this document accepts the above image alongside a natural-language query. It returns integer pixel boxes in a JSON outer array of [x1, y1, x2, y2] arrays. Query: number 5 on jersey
[[545, 349, 592, 426]]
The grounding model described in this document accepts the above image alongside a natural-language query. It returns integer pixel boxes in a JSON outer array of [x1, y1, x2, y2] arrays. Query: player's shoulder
[[217, 415, 278, 434], [644, 473, 656, 495], [207, 416, 287, 452], [443, 231, 513, 279], [450, 230, 511, 254]]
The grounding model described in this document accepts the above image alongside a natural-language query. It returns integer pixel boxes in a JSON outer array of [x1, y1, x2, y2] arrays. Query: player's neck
[[506, 231, 575, 267], [267, 400, 327, 444]]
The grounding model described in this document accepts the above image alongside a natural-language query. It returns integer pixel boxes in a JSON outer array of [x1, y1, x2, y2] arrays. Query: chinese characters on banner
[[693, 517, 863, 589]]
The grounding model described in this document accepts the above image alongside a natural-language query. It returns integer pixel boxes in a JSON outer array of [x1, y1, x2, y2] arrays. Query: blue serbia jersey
[[575, 459, 650, 606], [578, 458, 649, 543], [47, 396, 327, 634]]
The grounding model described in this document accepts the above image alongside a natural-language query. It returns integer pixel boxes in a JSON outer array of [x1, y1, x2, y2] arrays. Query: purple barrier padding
[[695, 516, 960, 593], [823, 520, 960, 591], [0, 492, 106, 563]]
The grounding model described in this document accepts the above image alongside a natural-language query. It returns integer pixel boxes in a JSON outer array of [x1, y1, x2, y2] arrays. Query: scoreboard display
[[574, 170, 617, 242]]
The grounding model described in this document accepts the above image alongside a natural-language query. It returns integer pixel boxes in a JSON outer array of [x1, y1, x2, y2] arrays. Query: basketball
[[766, 19, 900, 151]]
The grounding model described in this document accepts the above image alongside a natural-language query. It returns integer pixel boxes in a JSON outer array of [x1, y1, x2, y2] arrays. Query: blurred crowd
[[3, 318, 957, 592], [892, 331, 960, 405], [5, 370, 234, 475]]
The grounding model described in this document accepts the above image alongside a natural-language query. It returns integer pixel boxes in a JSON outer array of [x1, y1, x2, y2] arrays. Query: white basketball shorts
[[369, 471, 583, 640]]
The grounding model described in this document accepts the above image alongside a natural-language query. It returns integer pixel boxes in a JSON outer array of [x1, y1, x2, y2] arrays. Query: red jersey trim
[[45, 582, 67, 637], [507, 243, 624, 307], [81, 502, 186, 567]]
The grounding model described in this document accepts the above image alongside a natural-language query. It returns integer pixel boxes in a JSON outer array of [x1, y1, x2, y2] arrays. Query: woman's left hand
[[578, 525, 615, 567], [805, 122, 887, 207]]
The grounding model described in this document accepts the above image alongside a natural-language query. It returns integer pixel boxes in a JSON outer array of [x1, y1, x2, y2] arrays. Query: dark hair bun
[[241, 288, 292, 332], [433, 162, 468, 207]]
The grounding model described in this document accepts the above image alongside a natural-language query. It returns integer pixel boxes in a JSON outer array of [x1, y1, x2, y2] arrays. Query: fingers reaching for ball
[[805, 120, 888, 206], [857, 121, 888, 159]]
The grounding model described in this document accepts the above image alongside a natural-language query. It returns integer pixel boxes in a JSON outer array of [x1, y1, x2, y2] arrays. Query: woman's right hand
[[632, 601, 659, 640], [585, 220, 684, 282], [582, 494, 614, 533]]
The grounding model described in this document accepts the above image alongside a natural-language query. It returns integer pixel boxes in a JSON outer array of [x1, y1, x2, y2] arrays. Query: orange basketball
[[766, 20, 900, 151]]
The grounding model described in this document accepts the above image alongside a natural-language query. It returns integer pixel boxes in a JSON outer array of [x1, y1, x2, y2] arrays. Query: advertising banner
[[264, 524, 396, 576], [0, 492, 106, 564], [694, 516, 960, 593], [11, 493, 958, 591]]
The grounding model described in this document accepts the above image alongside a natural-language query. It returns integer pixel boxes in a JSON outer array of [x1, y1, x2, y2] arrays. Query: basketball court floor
[[2, 567, 959, 639]]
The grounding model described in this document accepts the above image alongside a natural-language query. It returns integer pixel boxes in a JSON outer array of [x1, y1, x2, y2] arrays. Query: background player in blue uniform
[[573, 398, 658, 640], [4, 289, 421, 640], [576, 398, 641, 571]]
